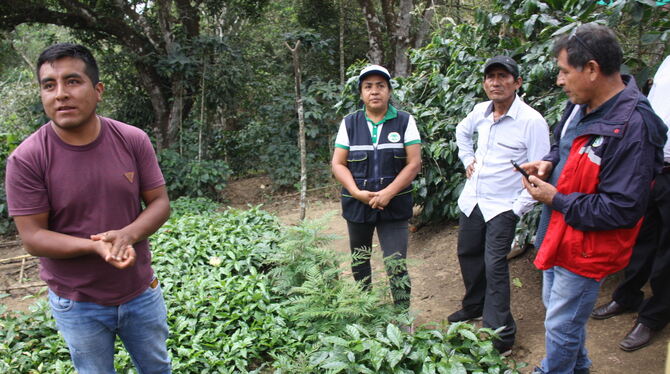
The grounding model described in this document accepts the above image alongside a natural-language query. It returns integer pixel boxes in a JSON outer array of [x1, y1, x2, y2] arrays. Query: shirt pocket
[[496, 139, 527, 160], [347, 151, 369, 178]]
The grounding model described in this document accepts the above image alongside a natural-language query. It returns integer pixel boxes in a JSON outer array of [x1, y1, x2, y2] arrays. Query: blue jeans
[[538, 266, 602, 374], [48, 283, 171, 374]]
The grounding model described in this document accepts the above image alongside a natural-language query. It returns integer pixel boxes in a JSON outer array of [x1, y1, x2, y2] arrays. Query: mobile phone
[[510, 160, 531, 181]]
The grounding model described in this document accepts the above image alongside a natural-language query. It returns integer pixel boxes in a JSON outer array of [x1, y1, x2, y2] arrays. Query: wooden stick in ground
[[2, 282, 45, 291], [0, 240, 21, 248], [285, 40, 308, 221], [0, 254, 34, 264], [18, 258, 25, 283]]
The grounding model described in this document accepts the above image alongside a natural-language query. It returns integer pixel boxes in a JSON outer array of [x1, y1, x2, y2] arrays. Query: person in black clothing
[[591, 55, 670, 352]]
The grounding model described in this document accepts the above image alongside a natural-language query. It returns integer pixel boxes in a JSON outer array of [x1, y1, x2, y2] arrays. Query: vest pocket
[[347, 151, 369, 178], [392, 149, 407, 174], [383, 187, 413, 220]]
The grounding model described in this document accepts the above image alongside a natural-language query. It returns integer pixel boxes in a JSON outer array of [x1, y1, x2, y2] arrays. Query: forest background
[[0, 0, 669, 239]]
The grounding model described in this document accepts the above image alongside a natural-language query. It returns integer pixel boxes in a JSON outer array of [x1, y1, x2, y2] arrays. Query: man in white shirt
[[449, 56, 550, 355]]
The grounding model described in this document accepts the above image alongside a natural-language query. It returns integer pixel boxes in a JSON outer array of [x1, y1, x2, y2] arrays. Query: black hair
[[36, 43, 100, 85], [553, 23, 622, 76]]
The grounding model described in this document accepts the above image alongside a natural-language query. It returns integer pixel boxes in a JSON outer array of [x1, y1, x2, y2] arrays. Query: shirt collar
[[580, 89, 623, 122], [484, 95, 522, 121], [365, 104, 398, 126]]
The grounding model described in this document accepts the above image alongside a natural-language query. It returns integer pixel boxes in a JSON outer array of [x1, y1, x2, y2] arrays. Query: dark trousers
[[612, 172, 670, 330], [457, 205, 517, 348], [347, 219, 411, 310]]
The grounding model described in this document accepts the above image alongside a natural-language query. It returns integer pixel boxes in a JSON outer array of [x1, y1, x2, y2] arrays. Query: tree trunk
[[393, 0, 413, 77], [168, 74, 185, 147], [413, 0, 436, 49], [358, 0, 385, 64], [285, 41, 308, 221], [135, 61, 171, 150], [198, 57, 206, 161], [339, 0, 346, 85]]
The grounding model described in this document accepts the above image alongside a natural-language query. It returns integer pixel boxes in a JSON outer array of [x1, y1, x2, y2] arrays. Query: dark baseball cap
[[484, 55, 519, 78]]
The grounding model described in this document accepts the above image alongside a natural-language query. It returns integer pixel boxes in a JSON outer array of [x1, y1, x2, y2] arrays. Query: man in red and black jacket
[[520, 24, 667, 374]]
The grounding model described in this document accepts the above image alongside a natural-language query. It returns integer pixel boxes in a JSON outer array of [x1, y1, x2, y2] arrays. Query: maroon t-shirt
[[5, 117, 165, 305]]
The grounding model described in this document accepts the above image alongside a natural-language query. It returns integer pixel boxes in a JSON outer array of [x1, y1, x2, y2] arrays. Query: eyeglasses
[[569, 27, 599, 62]]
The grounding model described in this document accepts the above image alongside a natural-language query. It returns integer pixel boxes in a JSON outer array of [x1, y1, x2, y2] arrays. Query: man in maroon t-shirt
[[5, 43, 171, 373]]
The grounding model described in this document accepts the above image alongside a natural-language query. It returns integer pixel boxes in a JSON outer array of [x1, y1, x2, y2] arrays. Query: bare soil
[[0, 239, 43, 312], [1, 176, 667, 373]]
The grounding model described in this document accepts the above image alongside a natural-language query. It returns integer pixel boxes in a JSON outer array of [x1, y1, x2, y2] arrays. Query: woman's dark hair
[[553, 23, 622, 76], [36, 43, 100, 85]]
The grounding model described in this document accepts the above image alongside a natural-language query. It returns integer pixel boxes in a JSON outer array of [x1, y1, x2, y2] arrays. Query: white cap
[[358, 64, 391, 86]]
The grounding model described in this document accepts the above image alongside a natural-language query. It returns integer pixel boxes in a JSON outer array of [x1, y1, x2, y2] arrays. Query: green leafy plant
[[158, 149, 232, 201], [306, 322, 522, 373]]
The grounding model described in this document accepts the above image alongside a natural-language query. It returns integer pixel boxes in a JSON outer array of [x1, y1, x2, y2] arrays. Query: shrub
[[158, 149, 231, 201]]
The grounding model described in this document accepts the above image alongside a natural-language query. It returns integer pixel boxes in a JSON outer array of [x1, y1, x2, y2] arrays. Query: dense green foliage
[[158, 149, 232, 201], [304, 322, 518, 373], [0, 198, 522, 373], [215, 76, 341, 190]]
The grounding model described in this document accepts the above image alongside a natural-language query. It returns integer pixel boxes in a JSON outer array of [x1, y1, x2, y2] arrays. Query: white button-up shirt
[[456, 95, 550, 221], [647, 55, 670, 162]]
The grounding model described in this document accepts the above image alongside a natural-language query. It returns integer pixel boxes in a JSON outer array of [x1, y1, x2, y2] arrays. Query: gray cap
[[484, 55, 519, 78]]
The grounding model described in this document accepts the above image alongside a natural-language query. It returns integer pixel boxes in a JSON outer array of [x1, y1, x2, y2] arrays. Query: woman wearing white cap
[[331, 65, 421, 312]]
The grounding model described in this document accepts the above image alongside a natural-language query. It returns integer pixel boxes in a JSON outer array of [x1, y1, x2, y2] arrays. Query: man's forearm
[[21, 228, 97, 258], [116, 195, 170, 243], [14, 213, 97, 259]]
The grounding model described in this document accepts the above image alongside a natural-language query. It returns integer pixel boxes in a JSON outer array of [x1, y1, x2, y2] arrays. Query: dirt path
[[1, 177, 668, 373]]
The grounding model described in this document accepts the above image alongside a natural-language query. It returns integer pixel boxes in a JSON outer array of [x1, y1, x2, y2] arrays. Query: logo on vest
[[592, 136, 604, 148], [388, 132, 401, 143], [124, 172, 135, 183]]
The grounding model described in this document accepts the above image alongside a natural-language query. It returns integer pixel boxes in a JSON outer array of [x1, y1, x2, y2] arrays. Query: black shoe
[[619, 322, 655, 352], [493, 341, 512, 357], [447, 308, 482, 323], [591, 300, 631, 320]]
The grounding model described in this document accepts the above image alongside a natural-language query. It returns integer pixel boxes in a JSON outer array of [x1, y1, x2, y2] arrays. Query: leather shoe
[[447, 308, 482, 323], [591, 300, 630, 320], [619, 322, 654, 352], [493, 341, 512, 357]]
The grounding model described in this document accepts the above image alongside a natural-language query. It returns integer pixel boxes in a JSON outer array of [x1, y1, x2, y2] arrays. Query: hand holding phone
[[510, 160, 535, 186]]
